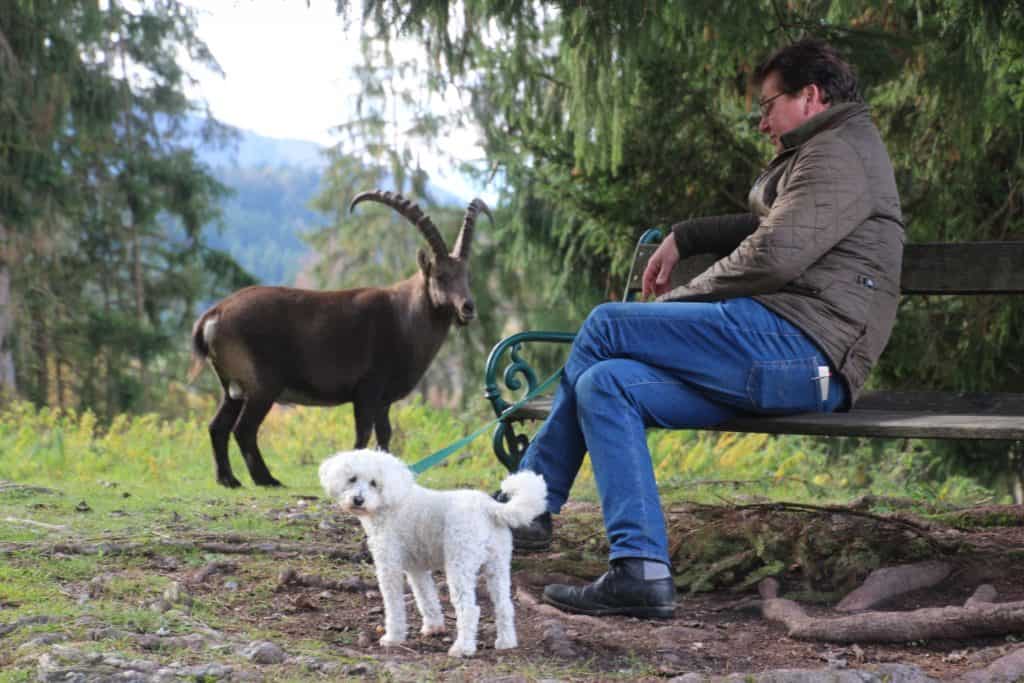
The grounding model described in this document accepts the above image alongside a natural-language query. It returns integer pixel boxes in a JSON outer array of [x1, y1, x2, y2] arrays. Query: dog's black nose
[[352, 495, 364, 507]]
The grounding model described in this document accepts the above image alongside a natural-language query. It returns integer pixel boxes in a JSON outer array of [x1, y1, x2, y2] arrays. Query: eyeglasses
[[758, 91, 790, 118]]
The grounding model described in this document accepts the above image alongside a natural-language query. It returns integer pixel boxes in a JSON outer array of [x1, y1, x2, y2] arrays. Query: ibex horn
[[350, 190, 448, 258], [452, 198, 493, 259]]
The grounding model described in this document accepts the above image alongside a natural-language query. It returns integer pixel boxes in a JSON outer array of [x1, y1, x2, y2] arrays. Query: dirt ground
[[9, 495, 1024, 681], [203, 500, 1024, 681]]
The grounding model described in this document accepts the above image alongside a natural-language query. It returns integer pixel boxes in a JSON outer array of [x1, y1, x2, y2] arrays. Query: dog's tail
[[490, 471, 547, 529]]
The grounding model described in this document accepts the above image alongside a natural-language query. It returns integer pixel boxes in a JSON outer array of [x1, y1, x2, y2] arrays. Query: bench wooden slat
[[902, 242, 1024, 294], [624, 241, 1024, 298], [716, 413, 1024, 440], [508, 391, 1024, 440], [854, 390, 1024, 415]]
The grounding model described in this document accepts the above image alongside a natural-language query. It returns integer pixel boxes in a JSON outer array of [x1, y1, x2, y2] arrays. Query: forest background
[[1, 0, 1023, 499]]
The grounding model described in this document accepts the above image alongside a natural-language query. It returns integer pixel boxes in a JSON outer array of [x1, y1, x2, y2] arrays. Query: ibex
[[189, 190, 491, 488]]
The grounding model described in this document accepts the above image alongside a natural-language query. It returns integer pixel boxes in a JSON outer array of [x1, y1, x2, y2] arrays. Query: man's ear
[[417, 248, 432, 276], [804, 83, 827, 108]]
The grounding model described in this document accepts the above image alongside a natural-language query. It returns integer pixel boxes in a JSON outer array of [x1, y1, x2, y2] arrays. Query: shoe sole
[[541, 592, 675, 619]]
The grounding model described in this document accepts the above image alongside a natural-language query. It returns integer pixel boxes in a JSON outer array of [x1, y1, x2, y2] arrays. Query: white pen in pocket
[[814, 366, 830, 402]]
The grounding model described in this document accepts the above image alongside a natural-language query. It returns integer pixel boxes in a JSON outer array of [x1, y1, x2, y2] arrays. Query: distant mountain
[[194, 122, 481, 288], [197, 125, 329, 170]]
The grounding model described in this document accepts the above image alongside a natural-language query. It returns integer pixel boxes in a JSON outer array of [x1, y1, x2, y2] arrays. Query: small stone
[[163, 581, 192, 605], [241, 640, 286, 664], [150, 599, 172, 613]]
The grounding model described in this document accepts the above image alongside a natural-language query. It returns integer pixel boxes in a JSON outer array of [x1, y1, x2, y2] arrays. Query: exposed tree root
[[835, 560, 952, 611], [760, 579, 1024, 643], [0, 615, 53, 637], [187, 561, 238, 584], [735, 501, 945, 543]]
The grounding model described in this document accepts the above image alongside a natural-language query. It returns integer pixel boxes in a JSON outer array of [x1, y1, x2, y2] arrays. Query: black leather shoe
[[542, 559, 675, 619], [512, 511, 553, 552], [494, 488, 553, 552]]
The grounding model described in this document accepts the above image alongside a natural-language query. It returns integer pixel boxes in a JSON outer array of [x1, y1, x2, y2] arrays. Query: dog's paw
[[447, 641, 476, 658], [420, 624, 446, 637], [494, 634, 517, 650], [379, 635, 405, 648]]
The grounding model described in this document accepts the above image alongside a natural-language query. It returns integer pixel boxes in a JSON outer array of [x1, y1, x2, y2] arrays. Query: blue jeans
[[518, 298, 847, 564]]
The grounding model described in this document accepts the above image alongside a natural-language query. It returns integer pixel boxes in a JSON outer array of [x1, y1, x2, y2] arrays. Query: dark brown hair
[[754, 38, 862, 104]]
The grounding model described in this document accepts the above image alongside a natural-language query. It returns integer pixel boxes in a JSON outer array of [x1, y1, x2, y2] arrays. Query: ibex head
[[349, 190, 492, 326]]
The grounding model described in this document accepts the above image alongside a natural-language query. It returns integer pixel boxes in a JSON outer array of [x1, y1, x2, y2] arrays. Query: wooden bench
[[482, 229, 1024, 473]]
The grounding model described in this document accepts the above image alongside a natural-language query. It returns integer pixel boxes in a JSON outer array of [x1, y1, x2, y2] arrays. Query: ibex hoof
[[218, 475, 243, 488]]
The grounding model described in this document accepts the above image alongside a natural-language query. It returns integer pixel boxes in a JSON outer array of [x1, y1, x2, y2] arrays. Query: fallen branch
[[187, 561, 238, 584], [25, 538, 360, 561], [277, 568, 372, 593], [760, 579, 1024, 643], [0, 615, 53, 637], [0, 481, 60, 495], [3, 516, 66, 531]]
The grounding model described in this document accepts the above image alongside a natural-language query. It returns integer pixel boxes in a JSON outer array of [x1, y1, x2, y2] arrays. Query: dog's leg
[[375, 564, 408, 647], [445, 559, 481, 657], [407, 570, 446, 637], [484, 548, 517, 650]]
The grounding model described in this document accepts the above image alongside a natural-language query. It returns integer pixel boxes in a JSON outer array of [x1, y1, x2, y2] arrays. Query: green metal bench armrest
[[622, 228, 664, 301], [484, 330, 576, 417], [483, 330, 575, 471]]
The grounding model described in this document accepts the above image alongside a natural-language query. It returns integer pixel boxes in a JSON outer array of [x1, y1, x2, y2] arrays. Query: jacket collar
[[778, 102, 868, 150]]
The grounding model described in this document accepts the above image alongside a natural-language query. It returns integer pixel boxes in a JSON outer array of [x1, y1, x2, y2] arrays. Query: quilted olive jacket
[[662, 103, 904, 403]]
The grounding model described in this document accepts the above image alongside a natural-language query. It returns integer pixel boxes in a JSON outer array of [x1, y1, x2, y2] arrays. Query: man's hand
[[641, 234, 681, 299]]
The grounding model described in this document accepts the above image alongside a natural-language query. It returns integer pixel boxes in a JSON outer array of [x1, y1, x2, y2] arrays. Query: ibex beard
[[319, 449, 547, 657], [188, 190, 491, 488]]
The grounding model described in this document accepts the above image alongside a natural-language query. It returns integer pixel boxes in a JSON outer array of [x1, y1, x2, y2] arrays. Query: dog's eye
[[370, 480, 378, 488], [348, 476, 357, 483]]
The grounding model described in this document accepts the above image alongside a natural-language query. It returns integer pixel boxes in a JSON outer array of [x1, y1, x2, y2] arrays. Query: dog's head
[[318, 449, 414, 516]]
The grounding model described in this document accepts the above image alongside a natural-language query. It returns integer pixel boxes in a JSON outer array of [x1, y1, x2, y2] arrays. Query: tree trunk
[[0, 223, 17, 398], [1010, 442, 1024, 505], [130, 218, 148, 403]]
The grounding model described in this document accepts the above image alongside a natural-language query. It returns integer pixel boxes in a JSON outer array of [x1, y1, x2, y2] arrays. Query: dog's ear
[[378, 457, 415, 507], [319, 454, 348, 500]]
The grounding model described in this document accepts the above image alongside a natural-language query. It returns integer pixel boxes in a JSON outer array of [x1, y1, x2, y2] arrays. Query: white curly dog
[[319, 449, 547, 657]]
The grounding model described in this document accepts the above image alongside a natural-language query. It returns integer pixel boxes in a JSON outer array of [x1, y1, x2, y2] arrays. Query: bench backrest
[[624, 240, 1024, 301]]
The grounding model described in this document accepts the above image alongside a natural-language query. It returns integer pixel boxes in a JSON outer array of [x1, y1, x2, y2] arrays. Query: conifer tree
[[0, 0, 251, 416]]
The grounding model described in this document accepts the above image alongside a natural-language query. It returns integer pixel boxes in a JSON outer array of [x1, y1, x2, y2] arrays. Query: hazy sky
[[180, 0, 491, 200], [182, 1, 357, 146]]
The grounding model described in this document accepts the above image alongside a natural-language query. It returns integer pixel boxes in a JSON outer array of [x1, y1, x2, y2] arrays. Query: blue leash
[[409, 368, 563, 474]]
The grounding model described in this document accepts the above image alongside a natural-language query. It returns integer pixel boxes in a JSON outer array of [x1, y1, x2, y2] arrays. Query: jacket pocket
[[746, 357, 823, 414]]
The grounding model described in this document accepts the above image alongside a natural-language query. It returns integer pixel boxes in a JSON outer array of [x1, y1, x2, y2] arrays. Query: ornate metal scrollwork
[[483, 331, 575, 471]]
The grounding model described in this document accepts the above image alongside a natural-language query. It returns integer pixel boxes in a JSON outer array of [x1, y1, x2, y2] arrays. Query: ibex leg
[[352, 385, 383, 450], [231, 398, 281, 486], [210, 392, 243, 488], [373, 404, 392, 452]]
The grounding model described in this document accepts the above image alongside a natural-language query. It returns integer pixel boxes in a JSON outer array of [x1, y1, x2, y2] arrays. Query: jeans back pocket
[[746, 357, 822, 414]]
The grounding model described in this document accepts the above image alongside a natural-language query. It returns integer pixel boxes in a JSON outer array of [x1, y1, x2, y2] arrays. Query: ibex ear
[[417, 248, 432, 276]]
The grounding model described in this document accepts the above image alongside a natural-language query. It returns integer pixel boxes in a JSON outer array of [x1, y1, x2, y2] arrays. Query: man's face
[[758, 71, 829, 152]]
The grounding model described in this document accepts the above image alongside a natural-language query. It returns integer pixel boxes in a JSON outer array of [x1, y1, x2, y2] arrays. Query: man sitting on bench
[[514, 38, 905, 619]]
